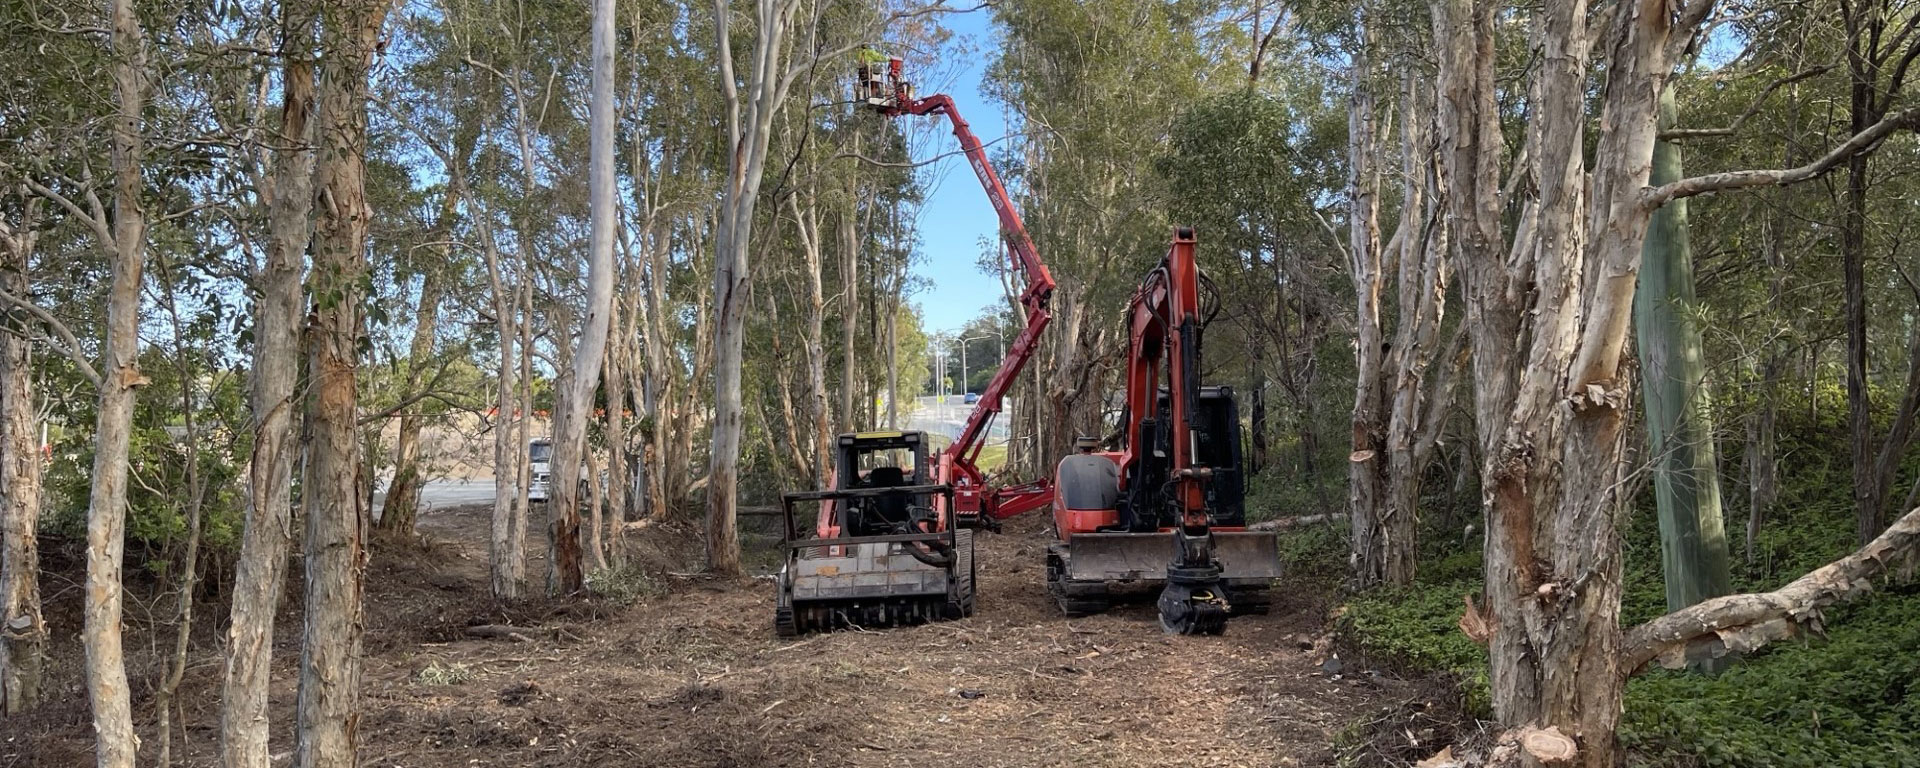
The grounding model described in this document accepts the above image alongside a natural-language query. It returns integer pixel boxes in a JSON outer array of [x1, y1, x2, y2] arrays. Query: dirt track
[[2, 502, 1408, 768], [350, 504, 1403, 768]]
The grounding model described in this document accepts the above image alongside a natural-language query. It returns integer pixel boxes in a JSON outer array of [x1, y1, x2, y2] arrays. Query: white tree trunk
[[481, 214, 522, 598], [706, 0, 801, 576], [548, 0, 620, 593]]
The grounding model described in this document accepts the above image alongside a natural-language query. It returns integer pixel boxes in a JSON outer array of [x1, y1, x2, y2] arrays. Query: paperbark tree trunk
[[0, 198, 45, 715], [1434, 1, 1629, 764], [296, 1, 389, 765], [222, 1, 314, 761], [547, 0, 619, 594], [1345, 17, 1402, 588], [379, 267, 444, 536], [84, 1, 150, 763], [1379, 71, 1450, 591]]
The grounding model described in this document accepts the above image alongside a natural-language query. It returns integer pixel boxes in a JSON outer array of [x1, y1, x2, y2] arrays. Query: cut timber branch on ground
[[1621, 504, 1920, 673]]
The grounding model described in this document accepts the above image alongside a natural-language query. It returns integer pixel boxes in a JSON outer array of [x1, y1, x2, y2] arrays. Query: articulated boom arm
[[874, 62, 1055, 521], [1118, 229, 1210, 531]]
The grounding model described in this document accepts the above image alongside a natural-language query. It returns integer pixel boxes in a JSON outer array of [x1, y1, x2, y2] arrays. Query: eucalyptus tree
[[704, 0, 912, 574], [543, 0, 619, 593], [987, 0, 1214, 464]]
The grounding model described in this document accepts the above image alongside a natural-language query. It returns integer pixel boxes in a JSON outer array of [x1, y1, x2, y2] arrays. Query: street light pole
[[960, 334, 995, 395]]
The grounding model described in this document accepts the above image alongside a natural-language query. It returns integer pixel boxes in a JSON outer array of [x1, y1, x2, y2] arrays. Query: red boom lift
[[769, 57, 1056, 635], [870, 56, 1058, 525]]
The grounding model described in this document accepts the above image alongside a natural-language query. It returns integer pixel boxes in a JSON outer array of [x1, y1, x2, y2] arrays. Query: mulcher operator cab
[[828, 431, 935, 539]]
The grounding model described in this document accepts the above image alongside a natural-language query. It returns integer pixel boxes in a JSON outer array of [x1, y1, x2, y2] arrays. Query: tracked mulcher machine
[[774, 431, 975, 636], [1047, 229, 1283, 635]]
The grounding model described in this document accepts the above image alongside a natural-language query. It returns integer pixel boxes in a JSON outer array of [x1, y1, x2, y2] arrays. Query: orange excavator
[[1048, 229, 1280, 634]]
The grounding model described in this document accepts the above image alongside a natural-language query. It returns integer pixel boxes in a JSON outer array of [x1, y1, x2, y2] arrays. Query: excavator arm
[[1120, 228, 1235, 634], [873, 59, 1056, 524]]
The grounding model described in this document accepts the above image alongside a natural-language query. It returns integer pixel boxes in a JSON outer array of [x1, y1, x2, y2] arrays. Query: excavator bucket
[[1048, 530, 1280, 617]]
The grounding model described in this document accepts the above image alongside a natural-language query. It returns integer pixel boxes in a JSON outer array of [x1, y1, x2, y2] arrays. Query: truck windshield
[[529, 442, 553, 462]]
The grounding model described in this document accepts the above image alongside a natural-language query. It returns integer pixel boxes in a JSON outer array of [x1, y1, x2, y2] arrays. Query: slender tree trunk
[[1345, 22, 1401, 587], [1841, 1, 1888, 545], [84, 1, 149, 763], [379, 268, 444, 536], [1379, 72, 1447, 590], [706, 0, 800, 577], [605, 310, 630, 539], [546, 0, 619, 594], [481, 208, 522, 599], [0, 200, 45, 715], [1747, 113, 1795, 565], [296, 1, 390, 764], [513, 252, 534, 587], [155, 280, 208, 768], [838, 129, 863, 434], [790, 192, 831, 484], [643, 230, 672, 521], [221, 1, 313, 760], [1636, 87, 1732, 620]]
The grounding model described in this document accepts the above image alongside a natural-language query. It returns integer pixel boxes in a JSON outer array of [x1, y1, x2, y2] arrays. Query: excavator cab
[[1048, 388, 1278, 624], [773, 431, 976, 636]]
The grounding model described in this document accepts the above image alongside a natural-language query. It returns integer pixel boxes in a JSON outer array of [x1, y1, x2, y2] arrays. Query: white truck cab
[[528, 438, 553, 503]]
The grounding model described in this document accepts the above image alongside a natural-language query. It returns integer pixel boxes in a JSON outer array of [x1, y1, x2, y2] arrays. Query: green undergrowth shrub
[[1622, 589, 1920, 768]]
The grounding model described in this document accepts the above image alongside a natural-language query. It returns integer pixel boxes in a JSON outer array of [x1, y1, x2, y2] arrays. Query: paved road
[[903, 394, 1011, 444], [372, 479, 497, 511]]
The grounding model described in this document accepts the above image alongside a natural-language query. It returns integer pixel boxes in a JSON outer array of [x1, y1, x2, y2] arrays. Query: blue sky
[[903, 10, 1008, 336]]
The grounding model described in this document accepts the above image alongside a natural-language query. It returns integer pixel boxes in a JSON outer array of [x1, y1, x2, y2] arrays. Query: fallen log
[[1249, 513, 1348, 531], [1620, 505, 1920, 673], [464, 624, 534, 643]]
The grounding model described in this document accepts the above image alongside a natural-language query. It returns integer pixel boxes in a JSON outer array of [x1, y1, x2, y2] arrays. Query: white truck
[[527, 438, 553, 503]]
